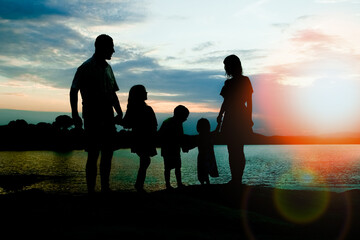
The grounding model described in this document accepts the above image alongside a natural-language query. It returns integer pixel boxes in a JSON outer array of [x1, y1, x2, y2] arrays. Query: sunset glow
[[254, 12, 360, 135], [1, 0, 360, 135]]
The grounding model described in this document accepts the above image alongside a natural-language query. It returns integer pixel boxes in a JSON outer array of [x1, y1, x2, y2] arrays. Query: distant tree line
[[0, 115, 85, 151], [0, 115, 134, 151]]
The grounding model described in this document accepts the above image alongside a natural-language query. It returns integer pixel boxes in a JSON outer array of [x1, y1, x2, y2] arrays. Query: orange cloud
[[291, 29, 338, 44], [147, 100, 219, 114]]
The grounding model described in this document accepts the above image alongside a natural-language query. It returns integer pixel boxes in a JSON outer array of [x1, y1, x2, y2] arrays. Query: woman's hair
[[197, 118, 210, 134], [223, 54, 243, 78], [127, 84, 147, 108]]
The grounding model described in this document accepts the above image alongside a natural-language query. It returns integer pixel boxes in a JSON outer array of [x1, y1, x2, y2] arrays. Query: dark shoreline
[[2, 119, 360, 151], [1, 184, 360, 239]]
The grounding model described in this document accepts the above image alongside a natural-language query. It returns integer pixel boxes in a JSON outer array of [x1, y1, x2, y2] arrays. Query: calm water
[[1, 145, 360, 194]]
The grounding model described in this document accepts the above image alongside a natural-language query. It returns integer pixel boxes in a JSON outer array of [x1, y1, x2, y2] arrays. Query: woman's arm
[[217, 102, 225, 122], [248, 95, 252, 115], [217, 80, 228, 128], [217, 98, 228, 126], [246, 93, 253, 126]]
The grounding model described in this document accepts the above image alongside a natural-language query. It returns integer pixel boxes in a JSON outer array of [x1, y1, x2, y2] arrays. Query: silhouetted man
[[70, 34, 122, 194]]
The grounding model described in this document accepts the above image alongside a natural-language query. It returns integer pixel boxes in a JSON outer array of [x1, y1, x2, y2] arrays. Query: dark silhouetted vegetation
[[0, 116, 84, 151], [0, 115, 133, 151]]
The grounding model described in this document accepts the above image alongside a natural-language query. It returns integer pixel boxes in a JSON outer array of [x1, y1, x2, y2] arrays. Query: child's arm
[[181, 134, 197, 152], [120, 109, 132, 129], [210, 128, 221, 145], [213, 124, 221, 134]]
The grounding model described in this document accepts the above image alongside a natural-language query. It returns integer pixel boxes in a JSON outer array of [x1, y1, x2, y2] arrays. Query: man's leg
[[100, 149, 113, 192], [175, 167, 183, 188], [164, 168, 172, 189], [86, 150, 100, 194]]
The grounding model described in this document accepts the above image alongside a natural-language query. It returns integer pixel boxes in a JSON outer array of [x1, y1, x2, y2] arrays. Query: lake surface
[[1, 145, 360, 194]]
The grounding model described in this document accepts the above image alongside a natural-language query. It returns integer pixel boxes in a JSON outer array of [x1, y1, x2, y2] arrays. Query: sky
[[0, 0, 360, 136]]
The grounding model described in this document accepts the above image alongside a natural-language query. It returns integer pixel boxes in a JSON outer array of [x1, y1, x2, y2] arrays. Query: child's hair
[[127, 84, 147, 108], [197, 118, 210, 134], [174, 105, 189, 119]]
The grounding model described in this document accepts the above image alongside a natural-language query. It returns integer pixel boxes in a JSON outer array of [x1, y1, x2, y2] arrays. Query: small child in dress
[[121, 85, 157, 192], [196, 118, 219, 185], [158, 105, 190, 190]]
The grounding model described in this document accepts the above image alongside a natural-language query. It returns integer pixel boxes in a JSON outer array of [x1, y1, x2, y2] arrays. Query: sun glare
[[294, 64, 360, 134], [257, 12, 360, 135]]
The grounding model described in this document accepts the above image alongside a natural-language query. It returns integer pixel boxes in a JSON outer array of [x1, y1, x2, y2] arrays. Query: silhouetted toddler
[[158, 105, 189, 190], [196, 118, 219, 185]]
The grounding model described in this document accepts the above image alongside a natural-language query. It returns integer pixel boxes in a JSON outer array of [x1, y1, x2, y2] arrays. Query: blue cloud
[[0, 0, 259, 129], [0, 0, 148, 24], [0, 0, 68, 19], [111, 58, 224, 104]]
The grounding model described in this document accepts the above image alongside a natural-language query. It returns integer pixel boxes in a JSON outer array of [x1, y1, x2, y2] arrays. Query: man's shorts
[[84, 117, 116, 152]]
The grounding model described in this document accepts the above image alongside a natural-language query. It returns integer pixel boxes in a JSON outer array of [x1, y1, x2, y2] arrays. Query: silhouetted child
[[158, 105, 189, 190], [121, 85, 157, 192], [196, 118, 219, 185]]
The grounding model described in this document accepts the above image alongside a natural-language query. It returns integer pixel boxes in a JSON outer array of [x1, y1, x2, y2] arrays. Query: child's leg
[[175, 167, 183, 187], [135, 155, 151, 190], [205, 175, 210, 185]]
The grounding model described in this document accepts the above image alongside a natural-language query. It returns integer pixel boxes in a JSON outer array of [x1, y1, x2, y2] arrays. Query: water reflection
[[0, 145, 360, 194]]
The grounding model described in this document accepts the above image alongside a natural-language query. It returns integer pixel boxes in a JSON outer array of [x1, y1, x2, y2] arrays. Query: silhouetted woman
[[217, 55, 253, 185], [121, 85, 158, 192]]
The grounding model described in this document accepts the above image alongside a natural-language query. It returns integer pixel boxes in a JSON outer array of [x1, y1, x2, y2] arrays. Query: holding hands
[[72, 113, 83, 129], [114, 113, 123, 125]]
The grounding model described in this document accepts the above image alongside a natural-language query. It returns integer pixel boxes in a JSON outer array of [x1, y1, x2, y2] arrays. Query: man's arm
[[70, 88, 83, 128], [112, 92, 123, 125]]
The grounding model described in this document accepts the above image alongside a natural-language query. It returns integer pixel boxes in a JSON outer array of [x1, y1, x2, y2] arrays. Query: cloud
[[0, 0, 253, 117], [0, 0, 149, 64], [185, 49, 267, 73], [0, 19, 225, 104], [112, 59, 224, 104], [247, 13, 360, 135], [0, 0, 68, 19], [0, 17, 91, 66], [1, 1, 359, 136], [192, 41, 215, 52], [1, 92, 25, 97], [0, 0, 150, 92], [260, 13, 360, 88], [315, 0, 354, 3], [291, 29, 338, 44], [64, 0, 147, 23], [0, 0, 148, 23], [272, 23, 290, 29]]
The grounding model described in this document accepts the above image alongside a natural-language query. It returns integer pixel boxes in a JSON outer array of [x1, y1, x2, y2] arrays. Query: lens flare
[[273, 169, 330, 224], [337, 191, 352, 240]]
